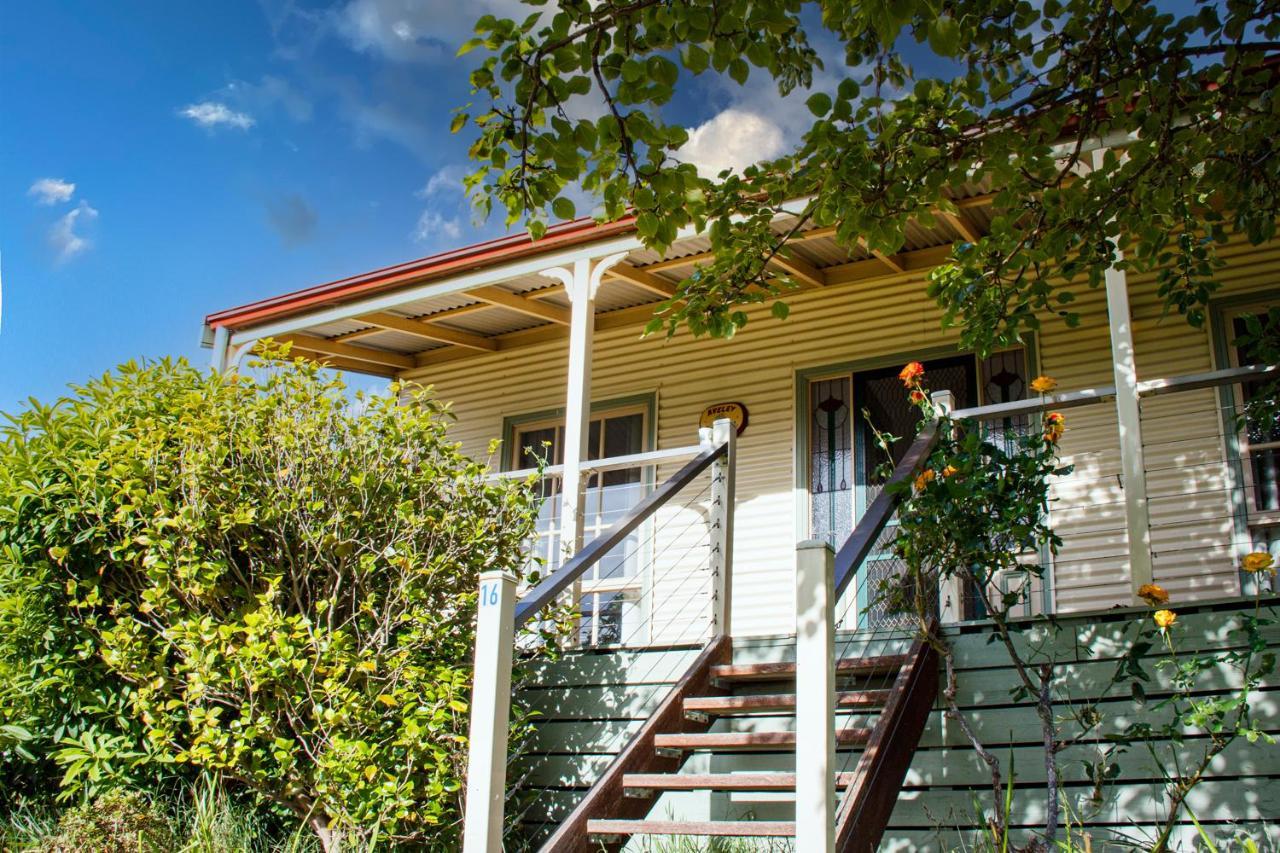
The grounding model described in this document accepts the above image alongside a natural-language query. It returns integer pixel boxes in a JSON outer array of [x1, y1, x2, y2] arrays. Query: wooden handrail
[[832, 421, 940, 601], [835, 626, 940, 852], [513, 441, 728, 628]]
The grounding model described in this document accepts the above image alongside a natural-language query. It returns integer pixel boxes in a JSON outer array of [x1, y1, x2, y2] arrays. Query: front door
[[806, 349, 1032, 626]]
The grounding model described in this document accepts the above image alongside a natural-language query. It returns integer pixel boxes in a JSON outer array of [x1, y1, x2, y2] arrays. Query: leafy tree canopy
[[458, 0, 1280, 352]]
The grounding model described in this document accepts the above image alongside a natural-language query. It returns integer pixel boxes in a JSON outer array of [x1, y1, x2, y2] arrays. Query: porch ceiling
[[214, 188, 995, 378]]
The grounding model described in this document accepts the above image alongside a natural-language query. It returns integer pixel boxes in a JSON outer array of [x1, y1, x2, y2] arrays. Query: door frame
[[1208, 288, 1280, 591], [792, 338, 1045, 619]]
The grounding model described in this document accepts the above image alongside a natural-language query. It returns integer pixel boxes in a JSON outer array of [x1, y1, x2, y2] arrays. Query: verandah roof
[[203, 182, 995, 378]]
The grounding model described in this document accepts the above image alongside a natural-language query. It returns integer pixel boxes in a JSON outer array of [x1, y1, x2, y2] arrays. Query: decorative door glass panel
[[1233, 314, 1280, 516], [809, 376, 853, 547]]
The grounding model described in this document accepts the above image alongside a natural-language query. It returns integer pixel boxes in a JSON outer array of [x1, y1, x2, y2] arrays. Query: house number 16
[[482, 583, 500, 607]]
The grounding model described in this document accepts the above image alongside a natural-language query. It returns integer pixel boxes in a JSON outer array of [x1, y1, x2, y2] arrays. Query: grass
[[0, 779, 320, 853]]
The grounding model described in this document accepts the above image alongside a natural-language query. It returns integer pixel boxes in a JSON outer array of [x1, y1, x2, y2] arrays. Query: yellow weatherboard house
[[205, 176, 1279, 849]]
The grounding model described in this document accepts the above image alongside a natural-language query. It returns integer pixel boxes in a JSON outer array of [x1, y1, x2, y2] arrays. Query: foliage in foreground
[[0, 348, 541, 850], [458, 0, 1280, 353], [885, 363, 1277, 852]]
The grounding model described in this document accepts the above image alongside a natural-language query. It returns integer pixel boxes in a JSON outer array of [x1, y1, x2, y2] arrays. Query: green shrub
[[40, 790, 175, 853], [0, 347, 541, 850]]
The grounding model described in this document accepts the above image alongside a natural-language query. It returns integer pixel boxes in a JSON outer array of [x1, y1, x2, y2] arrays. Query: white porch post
[[209, 325, 230, 373], [543, 254, 629, 561], [462, 570, 517, 853], [930, 389, 965, 623], [1092, 150, 1153, 603], [795, 539, 836, 852]]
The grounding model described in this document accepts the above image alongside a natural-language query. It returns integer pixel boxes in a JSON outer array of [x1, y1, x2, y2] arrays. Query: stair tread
[[710, 654, 908, 682], [587, 819, 796, 838], [623, 772, 856, 791], [653, 728, 869, 750], [685, 689, 890, 713]]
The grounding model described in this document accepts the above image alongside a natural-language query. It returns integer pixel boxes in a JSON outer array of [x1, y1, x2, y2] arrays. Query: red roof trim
[[206, 214, 638, 331]]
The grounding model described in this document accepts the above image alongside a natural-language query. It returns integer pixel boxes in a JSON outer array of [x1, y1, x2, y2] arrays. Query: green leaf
[[551, 196, 576, 221], [805, 92, 832, 117], [771, 301, 791, 320]]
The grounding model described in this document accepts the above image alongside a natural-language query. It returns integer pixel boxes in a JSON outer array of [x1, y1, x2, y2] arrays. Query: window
[[511, 405, 650, 646]]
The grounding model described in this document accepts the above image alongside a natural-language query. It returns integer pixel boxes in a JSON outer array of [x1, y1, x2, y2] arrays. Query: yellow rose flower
[[1153, 609, 1177, 629], [1137, 583, 1169, 606], [1242, 552, 1276, 576], [914, 469, 936, 490], [1030, 375, 1059, 394], [942, 464, 959, 477]]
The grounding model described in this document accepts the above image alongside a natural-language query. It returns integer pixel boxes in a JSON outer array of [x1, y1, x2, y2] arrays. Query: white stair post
[[930, 389, 964, 624], [709, 417, 737, 638], [462, 570, 518, 853], [795, 540, 836, 852]]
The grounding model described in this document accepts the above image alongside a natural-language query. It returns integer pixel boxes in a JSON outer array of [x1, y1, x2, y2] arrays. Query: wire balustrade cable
[[499, 464, 725, 847]]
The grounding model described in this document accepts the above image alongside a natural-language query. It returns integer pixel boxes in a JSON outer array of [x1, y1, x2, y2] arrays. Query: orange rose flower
[[909, 389, 927, 404], [1030, 375, 1058, 394], [1137, 583, 1169, 606], [914, 468, 936, 490], [1043, 411, 1065, 444], [1153, 609, 1177, 629], [942, 464, 958, 477], [1242, 552, 1276, 576], [899, 361, 925, 387]]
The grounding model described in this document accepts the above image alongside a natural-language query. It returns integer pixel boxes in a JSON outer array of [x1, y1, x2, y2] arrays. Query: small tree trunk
[[310, 816, 341, 853]]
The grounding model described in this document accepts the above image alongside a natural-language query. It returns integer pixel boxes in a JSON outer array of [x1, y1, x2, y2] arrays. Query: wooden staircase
[[538, 633, 938, 851]]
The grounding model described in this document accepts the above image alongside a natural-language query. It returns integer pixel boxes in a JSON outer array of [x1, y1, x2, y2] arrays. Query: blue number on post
[[483, 583, 499, 607]]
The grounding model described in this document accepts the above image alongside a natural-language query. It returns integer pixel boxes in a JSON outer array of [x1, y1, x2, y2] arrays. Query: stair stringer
[[537, 634, 732, 853], [835, 628, 940, 852]]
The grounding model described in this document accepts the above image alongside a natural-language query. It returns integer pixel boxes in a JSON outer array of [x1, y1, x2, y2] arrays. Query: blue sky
[[0, 1, 843, 412]]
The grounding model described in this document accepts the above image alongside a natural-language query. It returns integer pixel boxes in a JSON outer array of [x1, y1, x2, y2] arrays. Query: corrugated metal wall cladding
[[412, 240, 1277, 633]]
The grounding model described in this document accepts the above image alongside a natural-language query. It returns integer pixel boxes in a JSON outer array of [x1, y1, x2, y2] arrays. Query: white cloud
[[222, 75, 313, 123], [413, 209, 462, 243], [677, 108, 787, 179], [337, 0, 530, 62], [49, 201, 98, 263], [28, 178, 76, 205], [674, 28, 853, 180], [418, 164, 467, 199], [179, 101, 256, 130]]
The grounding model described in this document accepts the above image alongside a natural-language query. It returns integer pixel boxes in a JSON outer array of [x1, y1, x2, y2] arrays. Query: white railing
[[463, 419, 737, 852]]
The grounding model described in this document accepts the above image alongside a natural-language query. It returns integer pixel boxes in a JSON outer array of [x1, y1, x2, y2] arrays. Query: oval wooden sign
[[699, 401, 748, 435]]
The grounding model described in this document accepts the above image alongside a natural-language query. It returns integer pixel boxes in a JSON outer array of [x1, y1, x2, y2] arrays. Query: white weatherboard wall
[[403, 237, 1279, 635]]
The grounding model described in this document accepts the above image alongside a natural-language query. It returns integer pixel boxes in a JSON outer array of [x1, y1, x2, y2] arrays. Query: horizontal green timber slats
[[511, 600, 1280, 847]]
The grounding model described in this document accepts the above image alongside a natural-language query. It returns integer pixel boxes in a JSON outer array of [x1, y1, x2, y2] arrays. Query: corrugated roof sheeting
[[306, 318, 374, 338], [355, 330, 448, 353], [283, 193, 990, 359]]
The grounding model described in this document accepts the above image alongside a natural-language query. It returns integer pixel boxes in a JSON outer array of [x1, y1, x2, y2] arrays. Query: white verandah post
[[462, 570, 517, 853], [1093, 152, 1154, 602], [795, 540, 836, 852], [209, 325, 230, 373], [543, 253, 629, 564]]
